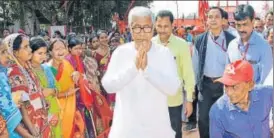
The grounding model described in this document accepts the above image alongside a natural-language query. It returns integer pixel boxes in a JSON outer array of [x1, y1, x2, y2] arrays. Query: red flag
[[199, 0, 209, 23]]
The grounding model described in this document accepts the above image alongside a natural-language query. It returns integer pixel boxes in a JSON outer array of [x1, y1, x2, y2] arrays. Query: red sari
[[92, 51, 116, 107], [8, 64, 50, 138]]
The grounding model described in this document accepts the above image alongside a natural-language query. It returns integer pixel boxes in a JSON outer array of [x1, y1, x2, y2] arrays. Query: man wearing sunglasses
[[209, 60, 273, 138]]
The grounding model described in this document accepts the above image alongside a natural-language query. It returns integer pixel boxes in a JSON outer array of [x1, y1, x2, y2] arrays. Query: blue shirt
[[227, 31, 273, 84], [193, 31, 229, 78], [186, 33, 193, 42], [209, 86, 273, 138]]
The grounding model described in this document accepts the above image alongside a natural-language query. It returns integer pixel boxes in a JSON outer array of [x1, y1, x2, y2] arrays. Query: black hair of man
[[3, 28, 9, 32], [208, 6, 225, 18], [223, 10, 228, 20], [156, 10, 174, 24], [234, 4, 255, 21]]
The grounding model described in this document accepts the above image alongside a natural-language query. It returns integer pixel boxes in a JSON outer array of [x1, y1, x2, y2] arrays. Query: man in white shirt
[[102, 6, 181, 138]]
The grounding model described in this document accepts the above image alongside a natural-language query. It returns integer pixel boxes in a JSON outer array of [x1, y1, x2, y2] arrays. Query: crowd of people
[[0, 3, 273, 138]]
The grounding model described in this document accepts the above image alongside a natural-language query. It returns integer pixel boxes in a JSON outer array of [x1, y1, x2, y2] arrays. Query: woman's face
[[99, 33, 109, 46], [0, 44, 9, 67], [69, 44, 82, 56], [91, 37, 100, 49], [51, 41, 67, 61], [14, 38, 32, 63], [31, 47, 47, 65]]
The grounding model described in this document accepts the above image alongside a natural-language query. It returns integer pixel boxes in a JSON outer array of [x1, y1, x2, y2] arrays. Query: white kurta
[[102, 42, 181, 138]]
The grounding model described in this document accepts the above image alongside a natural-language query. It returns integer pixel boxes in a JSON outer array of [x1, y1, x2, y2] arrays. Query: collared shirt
[[195, 31, 229, 78], [152, 34, 195, 105], [102, 42, 180, 138], [209, 86, 273, 138], [227, 31, 273, 84]]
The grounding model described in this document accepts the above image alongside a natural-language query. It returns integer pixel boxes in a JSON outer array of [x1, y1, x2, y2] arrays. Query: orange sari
[[49, 60, 84, 138]]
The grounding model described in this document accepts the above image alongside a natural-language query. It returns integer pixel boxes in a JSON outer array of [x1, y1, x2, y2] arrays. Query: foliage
[[0, 0, 152, 33]]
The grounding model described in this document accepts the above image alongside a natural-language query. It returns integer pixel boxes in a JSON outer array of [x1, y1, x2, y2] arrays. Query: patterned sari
[[0, 65, 22, 138], [31, 64, 62, 137], [83, 54, 113, 138], [8, 63, 50, 138], [48, 59, 84, 138], [93, 50, 116, 108]]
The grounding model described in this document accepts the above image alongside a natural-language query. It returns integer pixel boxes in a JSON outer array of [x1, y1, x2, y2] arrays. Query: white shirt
[[226, 26, 239, 38], [102, 42, 181, 138]]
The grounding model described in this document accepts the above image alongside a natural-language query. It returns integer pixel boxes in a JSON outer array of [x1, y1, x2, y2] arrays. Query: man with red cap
[[209, 60, 273, 138]]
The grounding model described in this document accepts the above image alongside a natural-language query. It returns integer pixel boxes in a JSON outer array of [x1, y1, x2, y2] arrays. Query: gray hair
[[128, 6, 154, 27]]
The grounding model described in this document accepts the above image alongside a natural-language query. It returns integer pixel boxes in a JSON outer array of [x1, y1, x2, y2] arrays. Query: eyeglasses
[[131, 26, 153, 33]]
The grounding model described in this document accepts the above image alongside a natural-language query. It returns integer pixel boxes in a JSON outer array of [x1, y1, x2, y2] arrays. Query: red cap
[[215, 60, 254, 86]]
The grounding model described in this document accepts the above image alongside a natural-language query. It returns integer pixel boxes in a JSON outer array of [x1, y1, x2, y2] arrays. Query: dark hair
[[3, 28, 9, 32], [156, 10, 174, 24], [68, 37, 82, 49], [208, 6, 225, 18], [54, 30, 61, 35], [234, 4, 255, 21], [49, 38, 66, 51], [88, 35, 98, 42], [265, 11, 273, 18], [13, 35, 25, 51], [30, 37, 47, 53], [223, 11, 228, 20]]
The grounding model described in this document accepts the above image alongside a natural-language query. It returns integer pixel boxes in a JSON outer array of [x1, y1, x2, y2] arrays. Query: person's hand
[[71, 71, 80, 84], [49, 114, 59, 127], [0, 128, 8, 138], [42, 88, 55, 97], [68, 88, 80, 96], [135, 41, 150, 70], [136, 49, 146, 70], [31, 128, 39, 138], [184, 101, 193, 118]]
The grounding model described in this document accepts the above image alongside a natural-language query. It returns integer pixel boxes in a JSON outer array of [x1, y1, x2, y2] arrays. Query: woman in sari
[[47, 38, 84, 138], [66, 37, 96, 138], [4, 33, 50, 138], [92, 31, 115, 108], [29, 37, 62, 137], [93, 30, 111, 78], [0, 39, 33, 137], [84, 36, 113, 138]]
